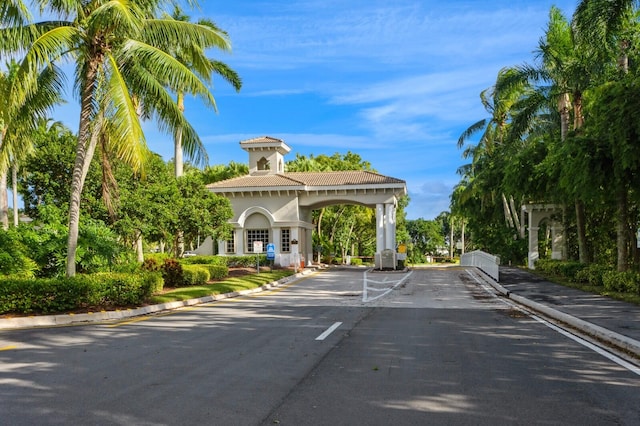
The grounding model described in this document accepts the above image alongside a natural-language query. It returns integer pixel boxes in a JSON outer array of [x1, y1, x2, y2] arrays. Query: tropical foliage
[[453, 1, 640, 270], [0, 0, 237, 276]]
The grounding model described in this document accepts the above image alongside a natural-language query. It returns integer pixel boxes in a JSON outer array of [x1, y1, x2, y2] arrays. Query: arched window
[[257, 157, 270, 171]]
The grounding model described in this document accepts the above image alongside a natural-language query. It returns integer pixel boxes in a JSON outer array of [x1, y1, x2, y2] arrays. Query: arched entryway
[[522, 204, 565, 269], [203, 136, 407, 269]]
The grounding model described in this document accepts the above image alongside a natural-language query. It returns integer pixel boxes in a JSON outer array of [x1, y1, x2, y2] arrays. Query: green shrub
[[535, 259, 586, 280], [146, 252, 171, 264], [182, 265, 210, 286], [0, 228, 38, 278], [0, 272, 161, 314], [161, 258, 183, 287], [190, 264, 228, 280], [227, 255, 266, 267], [602, 271, 640, 294], [180, 255, 227, 266], [574, 264, 611, 286], [350, 258, 363, 266], [143, 271, 164, 295]]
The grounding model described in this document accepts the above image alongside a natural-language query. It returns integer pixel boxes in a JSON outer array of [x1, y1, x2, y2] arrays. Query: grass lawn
[[149, 269, 295, 304]]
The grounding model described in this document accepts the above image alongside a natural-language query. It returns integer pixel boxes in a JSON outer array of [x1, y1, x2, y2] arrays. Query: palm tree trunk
[[449, 217, 454, 258], [12, 163, 18, 227], [66, 65, 101, 277], [174, 92, 185, 255], [0, 169, 8, 230], [174, 91, 185, 178], [559, 93, 571, 141]]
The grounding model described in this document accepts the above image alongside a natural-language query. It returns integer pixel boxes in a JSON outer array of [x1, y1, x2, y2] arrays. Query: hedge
[[574, 264, 612, 286], [182, 265, 210, 286], [180, 255, 227, 266], [602, 271, 640, 294], [0, 272, 163, 315], [534, 259, 587, 280], [193, 264, 228, 280]]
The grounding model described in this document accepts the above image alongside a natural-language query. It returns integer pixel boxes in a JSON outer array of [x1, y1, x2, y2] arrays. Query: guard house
[[200, 136, 407, 268]]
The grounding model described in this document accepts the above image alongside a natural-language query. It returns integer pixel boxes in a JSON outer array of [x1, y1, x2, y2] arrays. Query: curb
[[0, 268, 316, 331], [476, 268, 640, 358]]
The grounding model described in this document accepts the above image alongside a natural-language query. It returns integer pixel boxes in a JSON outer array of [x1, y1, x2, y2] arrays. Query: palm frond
[[457, 119, 487, 148], [104, 53, 148, 174]]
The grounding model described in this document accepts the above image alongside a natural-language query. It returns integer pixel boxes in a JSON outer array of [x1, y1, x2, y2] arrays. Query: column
[[551, 222, 565, 260], [236, 228, 245, 255], [385, 203, 396, 251], [376, 203, 385, 253], [528, 226, 539, 269]]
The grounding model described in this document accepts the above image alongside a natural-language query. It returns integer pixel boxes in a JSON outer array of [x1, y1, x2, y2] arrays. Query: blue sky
[[51, 0, 579, 220]]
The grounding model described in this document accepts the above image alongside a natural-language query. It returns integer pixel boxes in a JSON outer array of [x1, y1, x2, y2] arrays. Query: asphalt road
[[1, 267, 639, 425]]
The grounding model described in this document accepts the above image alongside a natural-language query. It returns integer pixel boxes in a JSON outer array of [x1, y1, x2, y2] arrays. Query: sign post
[[253, 241, 263, 273]]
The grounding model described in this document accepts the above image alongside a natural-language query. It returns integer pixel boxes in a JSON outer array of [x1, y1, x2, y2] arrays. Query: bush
[[350, 258, 363, 266], [190, 264, 228, 280], [146, 252, 171, 264], [182, 265, 210, 286], [180, 255, 227, 266], [227, 255, 267, 267], [535, 259, 587, 280], [0, 272, 162, 314], [0, 228, 38, 278], [141, 257, 161, 272], [602, 271, 640, 294], [574, 264, 611, 286], [161, 258, 183, 287]]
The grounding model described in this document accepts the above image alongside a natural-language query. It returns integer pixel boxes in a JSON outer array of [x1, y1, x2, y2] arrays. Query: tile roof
[[239, 136, 285, 145], [206, 170, 406, 191]]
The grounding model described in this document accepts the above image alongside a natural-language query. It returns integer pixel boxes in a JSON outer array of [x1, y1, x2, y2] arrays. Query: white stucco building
[[198, 136, 407, 268]]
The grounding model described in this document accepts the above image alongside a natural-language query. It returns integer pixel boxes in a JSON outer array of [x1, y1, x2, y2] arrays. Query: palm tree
[[457, 67, 530, 236], [574, 0, 639, 271], [0, 1, 232, 276], [457, 67, 527, 155], [0, 59, 64, 229], [502, 6, 599, 264], [166, 6, 242, 178]]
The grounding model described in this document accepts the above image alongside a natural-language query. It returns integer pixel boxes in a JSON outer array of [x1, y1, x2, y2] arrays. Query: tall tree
[[0, 60, 63, 229], [0, 1, 232, 276], [574, 0, 640, 271], [166, 6, 242, 178], [501, 6, 600, 263]]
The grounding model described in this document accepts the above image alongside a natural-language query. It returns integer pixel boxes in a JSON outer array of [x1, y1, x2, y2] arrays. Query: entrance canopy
[[204, 136, 407, 268]]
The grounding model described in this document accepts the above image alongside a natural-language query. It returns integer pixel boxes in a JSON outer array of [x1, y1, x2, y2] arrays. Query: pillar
[[385, 203, 396, 250], [528, 226, 539, 269], [551, 223, 565, 260], [376, 203, 385, 253]]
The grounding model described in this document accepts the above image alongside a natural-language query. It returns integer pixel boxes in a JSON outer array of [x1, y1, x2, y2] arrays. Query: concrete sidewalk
[[486, 266, 640, 359]]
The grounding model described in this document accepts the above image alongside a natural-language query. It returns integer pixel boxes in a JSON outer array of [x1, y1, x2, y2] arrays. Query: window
[[281, 228, 290, 253], [226, 231, 235, 253], [247, 229, 269, 252], [257, 157, 270, 171]]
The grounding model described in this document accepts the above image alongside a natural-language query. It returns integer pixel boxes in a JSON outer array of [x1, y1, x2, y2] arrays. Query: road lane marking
[[316, 322, 342, 340], [0, 345, 18, 351], [363, 270, 413, 302]]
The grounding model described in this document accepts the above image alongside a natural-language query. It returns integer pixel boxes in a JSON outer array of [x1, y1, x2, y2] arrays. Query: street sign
[[253, 241, 263, 253], [266, 243, 275, 260]]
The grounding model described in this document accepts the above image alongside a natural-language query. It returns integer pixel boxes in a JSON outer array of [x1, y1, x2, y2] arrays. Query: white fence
[[460, 250, 500, 281]]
